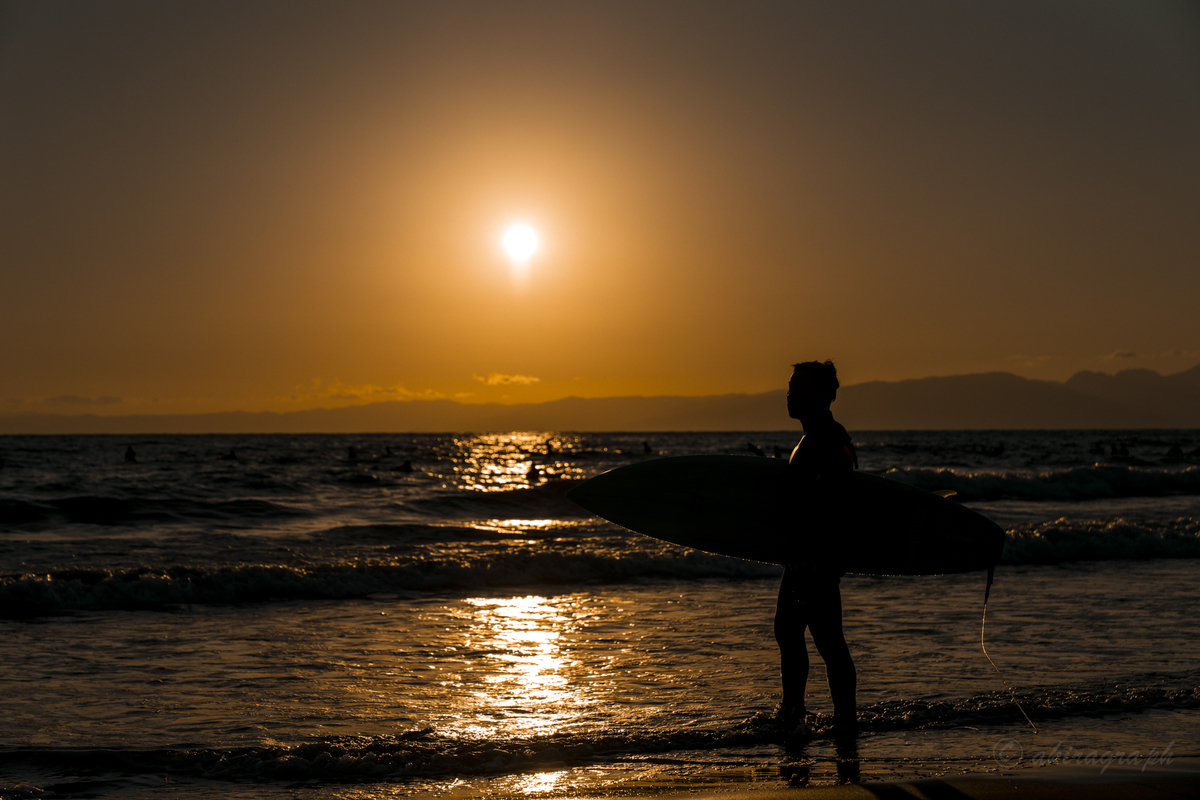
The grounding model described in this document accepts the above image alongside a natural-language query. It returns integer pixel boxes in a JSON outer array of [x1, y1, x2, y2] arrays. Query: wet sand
[[638, 760, 1200, 799]]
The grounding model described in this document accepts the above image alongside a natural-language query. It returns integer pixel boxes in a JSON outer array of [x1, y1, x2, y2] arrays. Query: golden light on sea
[[459, 595, 587, 736]]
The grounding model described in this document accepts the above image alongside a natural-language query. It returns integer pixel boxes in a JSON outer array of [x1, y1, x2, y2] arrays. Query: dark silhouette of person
[[347, 445, 358, 463], [1167, 444, 1184, 458], [124, 445, 138, 463], [642, 440, 653, 454], [775, 360, 858, 738], [1119, 442, 1129, 457], [397, 459, 415, 473]]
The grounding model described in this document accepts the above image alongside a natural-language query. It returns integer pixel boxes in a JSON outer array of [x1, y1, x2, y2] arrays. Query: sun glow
[[502, 223, 539, 268]]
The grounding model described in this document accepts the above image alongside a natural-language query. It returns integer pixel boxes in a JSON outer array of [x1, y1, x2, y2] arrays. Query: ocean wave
[[4, 514, 1198, 614], [404, 479, 589, 518], [0, 494, 311, 529], [858, 673, 1200, 732], [884, 464, 1200, 501], [1002, 517, 1200, 564], [0, 549, 776, 616], [3, 671, 1195, 784]]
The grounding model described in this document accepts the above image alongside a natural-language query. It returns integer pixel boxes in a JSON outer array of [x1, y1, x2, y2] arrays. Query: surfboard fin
[[933, 489, 957, 499]]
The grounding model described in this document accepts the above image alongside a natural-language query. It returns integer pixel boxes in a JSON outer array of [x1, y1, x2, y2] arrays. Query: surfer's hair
[[791, 360, 839, 398]]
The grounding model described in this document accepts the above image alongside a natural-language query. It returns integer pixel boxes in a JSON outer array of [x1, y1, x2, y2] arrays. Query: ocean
[[1, 430, 1198, 798]]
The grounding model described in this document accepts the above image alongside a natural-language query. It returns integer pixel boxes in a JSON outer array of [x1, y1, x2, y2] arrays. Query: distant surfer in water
[[776, 360, 858, 738]]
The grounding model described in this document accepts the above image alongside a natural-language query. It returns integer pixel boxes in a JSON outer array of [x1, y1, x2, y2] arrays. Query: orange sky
[[3, 1, 1199, 416]]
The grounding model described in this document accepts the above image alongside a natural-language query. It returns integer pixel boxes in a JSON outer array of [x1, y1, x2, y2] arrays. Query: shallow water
[[1, 431, 1198, 796]]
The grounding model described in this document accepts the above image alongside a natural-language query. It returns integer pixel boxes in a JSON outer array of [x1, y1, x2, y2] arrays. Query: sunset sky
[[3, 1, 1199, 416]]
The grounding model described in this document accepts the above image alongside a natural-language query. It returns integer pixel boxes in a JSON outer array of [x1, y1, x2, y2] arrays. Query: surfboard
[[565, 456, 1004, 576]]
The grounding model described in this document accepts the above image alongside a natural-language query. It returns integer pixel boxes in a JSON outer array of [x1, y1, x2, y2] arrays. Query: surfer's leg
[[807, 580, 857, 735], [774, 566, 809, 722]]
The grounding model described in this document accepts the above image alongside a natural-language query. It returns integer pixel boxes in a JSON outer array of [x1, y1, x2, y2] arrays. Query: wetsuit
[[774, 409, 858, 732]]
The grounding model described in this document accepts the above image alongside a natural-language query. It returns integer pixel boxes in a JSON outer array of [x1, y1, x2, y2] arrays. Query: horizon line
[[7, 361, 1200, 421]]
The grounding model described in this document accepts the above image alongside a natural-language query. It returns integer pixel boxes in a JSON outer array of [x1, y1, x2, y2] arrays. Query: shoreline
[[585, 759, 1200, 799], [693, 766, 1200, 799], [393, 754, 1200, 799]]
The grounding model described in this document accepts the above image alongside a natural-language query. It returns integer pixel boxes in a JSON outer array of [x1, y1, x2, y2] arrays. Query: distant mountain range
[[4, 364, 1199, 434], [839, 364, 1200, 429]]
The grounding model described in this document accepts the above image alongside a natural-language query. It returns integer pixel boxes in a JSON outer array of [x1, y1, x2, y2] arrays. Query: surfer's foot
[[832, 713, 859, 741], [774, 701, 807, 729]]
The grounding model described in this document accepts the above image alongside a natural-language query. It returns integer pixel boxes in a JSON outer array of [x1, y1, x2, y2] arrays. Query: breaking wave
[[0, 549, 777, 616], [885, 464, 1200, 502], [4, 514, 1198, 615], [1002, 516, 1200, 564]]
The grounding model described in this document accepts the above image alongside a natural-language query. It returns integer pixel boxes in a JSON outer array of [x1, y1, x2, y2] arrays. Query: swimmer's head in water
[[788, 360, 838, 418]]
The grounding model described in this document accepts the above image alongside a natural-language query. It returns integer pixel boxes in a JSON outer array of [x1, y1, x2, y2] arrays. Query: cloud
[[473, 373, 540, 386], [279, 380, 443, 405], [43, 395, 122, 406], [1105, 350, 1138, 360]]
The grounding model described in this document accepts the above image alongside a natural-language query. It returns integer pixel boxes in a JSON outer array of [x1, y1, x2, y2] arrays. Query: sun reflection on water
[[450, 433, 585, 491], [459, 595, 587, 736], [470, 518, 561, 532], [511, 770, 567, 794]]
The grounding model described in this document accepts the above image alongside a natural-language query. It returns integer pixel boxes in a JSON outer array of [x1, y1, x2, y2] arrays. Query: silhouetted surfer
[[776, 360, 858, 738], [124, 445, 138, 463]]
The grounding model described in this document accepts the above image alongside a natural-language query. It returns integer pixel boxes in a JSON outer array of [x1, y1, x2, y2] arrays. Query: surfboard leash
[[981, 566, 1038, 733]]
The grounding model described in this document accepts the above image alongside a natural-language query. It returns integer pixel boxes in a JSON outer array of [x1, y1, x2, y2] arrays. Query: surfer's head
[[788, 360, 838, 418]]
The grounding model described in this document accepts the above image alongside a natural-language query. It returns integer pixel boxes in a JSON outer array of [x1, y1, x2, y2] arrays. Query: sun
[[502, 224, 539, 263]]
